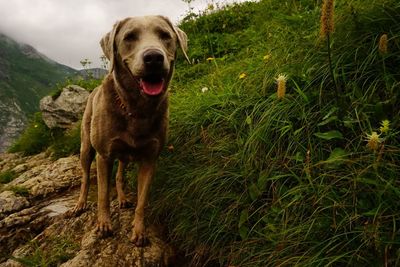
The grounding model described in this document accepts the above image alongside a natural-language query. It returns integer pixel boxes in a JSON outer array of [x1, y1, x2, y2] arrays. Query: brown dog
[[72, 16, 189, 246]]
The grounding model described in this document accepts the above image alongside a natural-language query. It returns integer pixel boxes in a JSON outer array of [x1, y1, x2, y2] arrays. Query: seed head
[[320, 0, 335, 39], [276, 74, 287, 99], [378, 34, 388, 54]]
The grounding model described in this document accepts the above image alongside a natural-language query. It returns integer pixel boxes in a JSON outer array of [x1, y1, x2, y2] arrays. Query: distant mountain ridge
[[0, 33, 77, 152]]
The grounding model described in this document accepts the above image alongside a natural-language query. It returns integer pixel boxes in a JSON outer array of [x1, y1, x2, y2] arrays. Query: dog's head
[[100, 16, 189, 97]]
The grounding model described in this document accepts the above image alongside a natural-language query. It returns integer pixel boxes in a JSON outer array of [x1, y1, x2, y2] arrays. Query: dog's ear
[[173, 27, 190, 64], [159, 16, 191, 64], [100, 20, 125, 73]]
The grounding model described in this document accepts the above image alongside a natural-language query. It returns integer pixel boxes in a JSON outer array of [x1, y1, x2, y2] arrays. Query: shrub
[[0, 170, 17, 184], [8, 113, 55, 156]]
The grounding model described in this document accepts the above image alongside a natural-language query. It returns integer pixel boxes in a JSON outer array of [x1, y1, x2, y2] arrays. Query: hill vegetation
[[0, 33, 77, 151], [9, 0, 400, 265], [0, 34, 76, 114]]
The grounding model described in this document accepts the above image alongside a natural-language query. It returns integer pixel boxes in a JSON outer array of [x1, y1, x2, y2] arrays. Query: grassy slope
[[0, 37, 76, 114], [140, 0, 400, 266]]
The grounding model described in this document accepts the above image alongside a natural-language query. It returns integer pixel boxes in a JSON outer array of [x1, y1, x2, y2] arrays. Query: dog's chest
[[111, 114, 161, 148]]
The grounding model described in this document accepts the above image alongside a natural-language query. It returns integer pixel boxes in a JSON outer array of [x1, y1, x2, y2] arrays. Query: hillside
[[2, 0, 400, 266], [0, 33, 76, 152]]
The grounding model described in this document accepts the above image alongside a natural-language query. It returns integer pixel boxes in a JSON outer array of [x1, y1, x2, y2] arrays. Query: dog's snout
[[143, 50, 164, 67]]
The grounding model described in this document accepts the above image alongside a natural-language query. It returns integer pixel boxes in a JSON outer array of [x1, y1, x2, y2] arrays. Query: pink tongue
[[140, 79, 164, 96]]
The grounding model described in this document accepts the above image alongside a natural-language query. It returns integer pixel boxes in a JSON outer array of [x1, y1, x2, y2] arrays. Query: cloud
[[0, 0, 245, 69]]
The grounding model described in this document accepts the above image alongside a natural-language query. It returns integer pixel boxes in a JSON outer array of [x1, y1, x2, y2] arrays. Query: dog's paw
[[118, 198, 133, 209], [131, 226, 149, 247], [96, 218, 113, 237], [67, 201, 87, 217]]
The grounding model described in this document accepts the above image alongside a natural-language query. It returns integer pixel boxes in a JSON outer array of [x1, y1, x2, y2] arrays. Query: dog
[[72, 15, 189, 246]]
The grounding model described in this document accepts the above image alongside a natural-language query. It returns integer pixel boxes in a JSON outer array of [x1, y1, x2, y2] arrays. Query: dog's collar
[[113, 90, 133, 117], [112, 85, 133, 117]]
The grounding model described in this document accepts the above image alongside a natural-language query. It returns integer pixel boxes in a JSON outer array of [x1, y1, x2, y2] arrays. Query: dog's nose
[[143, 50, 164, 68]]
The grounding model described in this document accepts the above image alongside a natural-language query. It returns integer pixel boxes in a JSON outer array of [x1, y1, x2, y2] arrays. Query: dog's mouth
[[139, 76, 165, 96]]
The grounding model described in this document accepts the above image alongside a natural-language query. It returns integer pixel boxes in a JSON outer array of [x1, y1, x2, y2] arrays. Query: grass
[[12, 236, 79, 267], [145, 0, 400, 266], [0, 170, 17, 184], [8, 185, 29, 197], [8, 0, 400, 265]]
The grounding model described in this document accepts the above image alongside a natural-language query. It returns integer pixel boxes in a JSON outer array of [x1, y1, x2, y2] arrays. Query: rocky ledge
[[0, 153, 175, 267]]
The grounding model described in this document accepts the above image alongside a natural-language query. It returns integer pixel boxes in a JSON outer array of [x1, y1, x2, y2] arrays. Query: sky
[[0, 0, 246, 69]]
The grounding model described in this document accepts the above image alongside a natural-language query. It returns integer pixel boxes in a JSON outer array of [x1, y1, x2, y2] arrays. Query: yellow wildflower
[[263, 54, 271, 61], [239, 73, 247, 79], [379, 120, 390, 134], [276, 74, 288, 99], [206, 57, 215, 62], [366, 131, 381, 151]]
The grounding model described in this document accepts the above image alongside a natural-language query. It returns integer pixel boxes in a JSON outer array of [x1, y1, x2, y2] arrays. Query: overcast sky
[[0, 0, 246, 69]]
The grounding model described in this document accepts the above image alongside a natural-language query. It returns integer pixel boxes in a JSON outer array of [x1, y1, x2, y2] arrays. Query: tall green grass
[[144, 0, 400, 265]]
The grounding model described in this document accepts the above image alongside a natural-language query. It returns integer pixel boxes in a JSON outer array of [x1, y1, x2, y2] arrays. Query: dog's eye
[[124, 32, 138, 42], [159, 31, 172, 41]]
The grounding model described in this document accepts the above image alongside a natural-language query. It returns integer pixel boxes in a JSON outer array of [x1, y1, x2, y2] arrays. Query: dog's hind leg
[[116, 160, 132, 208]]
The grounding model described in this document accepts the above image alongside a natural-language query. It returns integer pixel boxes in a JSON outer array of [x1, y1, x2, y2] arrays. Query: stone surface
[[0, 191, 29, 215], [40, 85, 89, 129], [0, 153, 175, 266]]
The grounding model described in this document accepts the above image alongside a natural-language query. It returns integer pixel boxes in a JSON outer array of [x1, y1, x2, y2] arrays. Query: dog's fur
[[72, 16, 189, 246]]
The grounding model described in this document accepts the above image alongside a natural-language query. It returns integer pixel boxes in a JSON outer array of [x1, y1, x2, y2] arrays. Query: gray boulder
[[40, 85, 89, 129]]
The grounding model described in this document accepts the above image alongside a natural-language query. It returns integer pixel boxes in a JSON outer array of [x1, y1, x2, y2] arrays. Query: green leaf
[[292, 80, 308, 102], [257, 171, 269, 191], [239, 209, 249, 240], [317, 116, 338, 126], [327, 148, 347, 161], [325, 148, 347, 168], [288, 151, 304, 162], [249, 183, 261, 201], [322, 107, 339, 120], [314, 130, 343, 140], [239, 209, 249, 227]]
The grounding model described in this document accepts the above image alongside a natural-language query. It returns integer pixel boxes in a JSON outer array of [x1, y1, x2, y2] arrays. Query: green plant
[[9, 185, 29, 197], [8, 113, 54, 156], [49, 122, 81, 159], [141, 0, 400, 266], [0, 170, 17, 184], [12, 236, 79, 267], [8, 112, 82, 159]]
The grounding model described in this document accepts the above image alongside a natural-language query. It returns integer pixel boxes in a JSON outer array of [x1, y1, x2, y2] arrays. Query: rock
[[0, 153, 176, 266], [40, 85, 89, 129], [6, 155, 81, 198], [0, 100, 27, 153], [0, 191, 29, 215], [1, 199, 175, 267]]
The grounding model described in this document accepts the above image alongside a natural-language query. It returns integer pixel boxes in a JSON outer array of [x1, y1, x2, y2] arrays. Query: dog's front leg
[[131, 161, 155, 246], [96, 154, 113, 236]]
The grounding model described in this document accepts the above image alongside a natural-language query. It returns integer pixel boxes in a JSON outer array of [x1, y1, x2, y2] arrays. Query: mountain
[[0, 33, 77, 152]]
